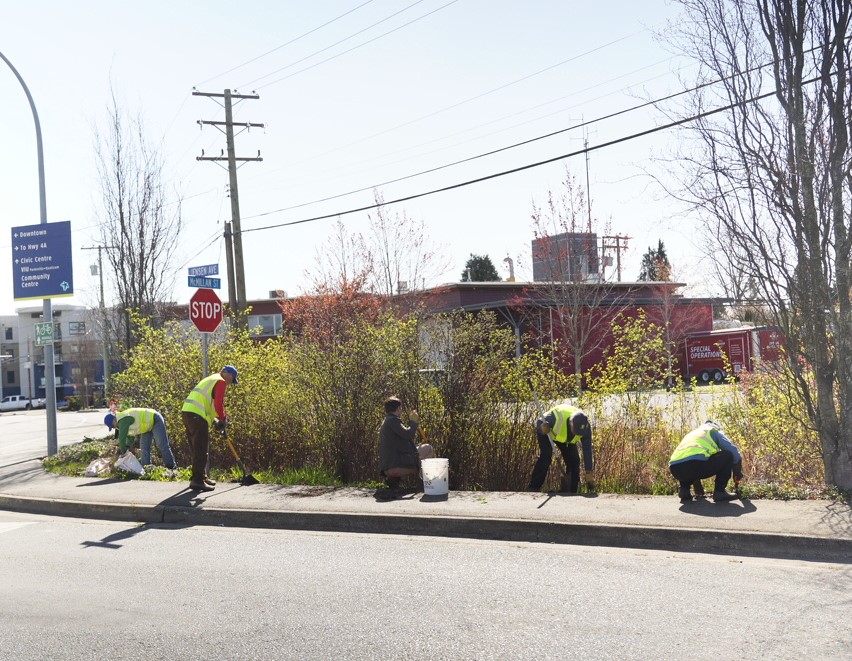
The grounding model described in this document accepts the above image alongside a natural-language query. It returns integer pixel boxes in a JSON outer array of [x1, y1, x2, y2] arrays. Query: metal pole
[[201, 332, 209, 377], [1, 50, 58, 455], [97, 246, 110, 396]]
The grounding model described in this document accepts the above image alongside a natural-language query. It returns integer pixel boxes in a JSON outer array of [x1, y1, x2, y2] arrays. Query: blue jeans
[[138, 412, 176, 468]]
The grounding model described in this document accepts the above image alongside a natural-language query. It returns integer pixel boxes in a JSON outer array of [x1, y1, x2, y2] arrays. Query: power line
[[256, 25, 650, 170], [236, 64, 725, 222], [241, 0, 432, 89], [240, 72, 832, 236], [196, 0, 378, 87], [249, 0, 460, 90]]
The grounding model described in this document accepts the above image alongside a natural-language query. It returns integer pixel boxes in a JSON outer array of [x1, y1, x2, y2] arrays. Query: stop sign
[[189, 288, 223, 333]]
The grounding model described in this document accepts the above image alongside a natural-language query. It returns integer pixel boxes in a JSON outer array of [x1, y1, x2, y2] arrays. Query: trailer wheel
[[698, 370, 711, 384], [712, 369, 725, 384]]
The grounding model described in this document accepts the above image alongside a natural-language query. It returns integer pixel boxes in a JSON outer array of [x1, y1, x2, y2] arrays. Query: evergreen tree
[[461, 254, 501, 282], [637, 240, 671, 281]]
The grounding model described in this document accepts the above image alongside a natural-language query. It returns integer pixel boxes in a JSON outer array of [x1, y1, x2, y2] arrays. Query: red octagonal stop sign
[[189, 288, 223, 333]]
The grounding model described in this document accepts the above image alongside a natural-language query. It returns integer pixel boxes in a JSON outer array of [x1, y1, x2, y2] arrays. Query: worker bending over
[[528, 403, 594, 493], [104, 408, 176, 469]]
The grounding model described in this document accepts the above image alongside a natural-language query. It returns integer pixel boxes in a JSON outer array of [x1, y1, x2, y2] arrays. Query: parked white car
[[0, 395, 46, 411]]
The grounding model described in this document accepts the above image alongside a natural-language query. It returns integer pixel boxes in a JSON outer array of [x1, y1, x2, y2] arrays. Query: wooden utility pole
[[193, 88, 263, 322], [601, 234, 630, 282]]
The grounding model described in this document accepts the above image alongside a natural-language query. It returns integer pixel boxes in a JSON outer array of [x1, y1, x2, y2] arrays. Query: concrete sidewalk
[[1, 459, 850, 563]]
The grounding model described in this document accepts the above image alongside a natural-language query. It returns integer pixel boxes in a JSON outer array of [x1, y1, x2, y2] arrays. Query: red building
[[417, 280, 713, 377]]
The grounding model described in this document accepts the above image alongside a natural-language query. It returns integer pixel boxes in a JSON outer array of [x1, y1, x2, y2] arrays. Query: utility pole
[[193, 89, 263, 324], [601, 234, 631, 282], [82, 245, 114, 398], [224, 222, 238, 317]]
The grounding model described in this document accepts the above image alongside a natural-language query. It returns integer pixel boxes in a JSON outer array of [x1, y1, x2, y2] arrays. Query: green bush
[[90, 308, 832, 498]]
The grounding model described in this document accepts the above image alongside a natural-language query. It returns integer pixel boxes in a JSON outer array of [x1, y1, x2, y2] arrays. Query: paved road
[[0, 409, 106, 467], [0, 510, 849, 661]]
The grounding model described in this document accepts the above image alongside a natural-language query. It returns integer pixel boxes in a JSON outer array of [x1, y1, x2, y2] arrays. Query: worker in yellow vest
[[181, 365, 238, 492], [528, 403, 594, 493], [104, 408, 176, 469], [669, 420, 743, 504]]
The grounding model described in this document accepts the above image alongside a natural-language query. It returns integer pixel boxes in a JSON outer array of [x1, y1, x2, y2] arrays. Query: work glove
[[214, 418, 227, 432], [732, 461, 744, 481], [408, 409, 419, 423], [585, 470, 596, 493]]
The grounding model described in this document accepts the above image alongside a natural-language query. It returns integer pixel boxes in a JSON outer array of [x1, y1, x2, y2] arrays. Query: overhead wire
[[258, 26, 650, 172], [239, 70, 835, 236], [248, 0, 460, 89], [237, 60, 756, 222], [196, 0, 378, 87]]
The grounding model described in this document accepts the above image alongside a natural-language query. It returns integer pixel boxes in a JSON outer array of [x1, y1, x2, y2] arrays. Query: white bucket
[[421, 458, 449, 496]]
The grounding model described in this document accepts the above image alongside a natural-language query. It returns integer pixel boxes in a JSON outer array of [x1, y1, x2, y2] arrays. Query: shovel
[[221, 429, 259, 486]]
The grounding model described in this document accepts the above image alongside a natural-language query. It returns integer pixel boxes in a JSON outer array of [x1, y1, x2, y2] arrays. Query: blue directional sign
[[11, 220, 74, 301], [188, 264, 219, 277], [188, 276, 221, 289]]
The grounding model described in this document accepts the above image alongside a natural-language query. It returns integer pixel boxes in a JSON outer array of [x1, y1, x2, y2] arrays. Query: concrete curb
[[2, 493, 850, 564]]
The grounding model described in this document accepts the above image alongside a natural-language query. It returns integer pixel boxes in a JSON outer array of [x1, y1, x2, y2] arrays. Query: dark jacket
[[379, 414, 420, 475]]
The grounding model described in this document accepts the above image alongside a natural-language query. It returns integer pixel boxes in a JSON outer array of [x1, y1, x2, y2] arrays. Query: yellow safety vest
[[117, 408, 156, 435], [546, 404, 584, 445], [182, 373, 223, 426], [670, 426, 720, 463]]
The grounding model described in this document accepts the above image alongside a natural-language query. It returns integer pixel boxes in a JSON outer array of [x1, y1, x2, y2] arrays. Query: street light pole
[[1, 50, 58, 455], [83, 245, 112, 399]]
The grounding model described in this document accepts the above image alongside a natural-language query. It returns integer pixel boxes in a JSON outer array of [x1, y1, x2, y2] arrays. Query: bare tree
[[94, 88, 182, 352], [366, 190, 449, 298], [661, 0, 852, 488], [526, 169, 630, 391]]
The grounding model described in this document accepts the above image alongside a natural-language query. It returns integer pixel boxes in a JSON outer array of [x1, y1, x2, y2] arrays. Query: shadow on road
[[81, 523, 154, 550]]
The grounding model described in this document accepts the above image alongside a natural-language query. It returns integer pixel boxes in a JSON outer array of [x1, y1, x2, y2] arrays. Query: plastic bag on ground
[[114, 450, 145, 475], [84, 457, 111, 477]]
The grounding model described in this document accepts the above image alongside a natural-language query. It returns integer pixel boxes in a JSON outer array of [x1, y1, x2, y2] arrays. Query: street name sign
[[188, 264, 219, 277], [11, 220, 74, 301], [188, 275, 221, 289]]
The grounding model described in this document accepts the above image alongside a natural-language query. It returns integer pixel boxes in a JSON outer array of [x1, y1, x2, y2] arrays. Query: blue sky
[[0, 0, 707, 315]]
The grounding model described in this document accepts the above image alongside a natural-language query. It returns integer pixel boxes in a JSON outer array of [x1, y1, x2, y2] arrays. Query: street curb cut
[[2, 493, 850, 564]]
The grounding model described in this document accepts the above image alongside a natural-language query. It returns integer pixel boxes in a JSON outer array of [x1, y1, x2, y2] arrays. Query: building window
[[248, 314, 282, 337], [6, 371, 14, 385], [4, 327, 11, 340], [69, 321, 87, 335]]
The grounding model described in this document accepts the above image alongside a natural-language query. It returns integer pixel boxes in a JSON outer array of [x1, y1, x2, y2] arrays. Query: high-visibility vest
[[546, 404, 584, 445], [117, 408, 156, 435], [670, 426, 720, 463], [182, 373, 223, 426]]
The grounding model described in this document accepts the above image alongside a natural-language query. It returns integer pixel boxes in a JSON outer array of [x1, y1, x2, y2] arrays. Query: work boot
[[692, 481, 706, 498], [189, 479, 215, 492], [678, 487, 693, 504], [384, 476, 402, 490], [712, 489, 738, 502], [204, 476, 217, 486]]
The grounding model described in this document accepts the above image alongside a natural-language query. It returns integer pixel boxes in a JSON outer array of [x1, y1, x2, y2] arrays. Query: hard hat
[[103, 413, 116, 430]]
